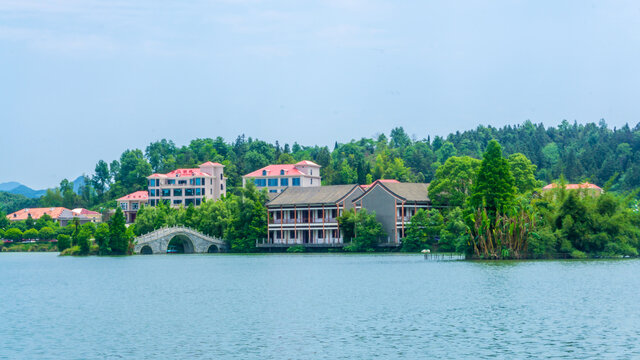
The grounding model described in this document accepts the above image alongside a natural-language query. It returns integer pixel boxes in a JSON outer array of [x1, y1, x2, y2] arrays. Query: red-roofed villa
[[117, 191, 149, 223], [541, 182, 604, 196], [242, 160, 321, 194]]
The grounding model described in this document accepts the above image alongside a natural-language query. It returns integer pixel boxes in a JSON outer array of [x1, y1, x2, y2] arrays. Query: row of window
[[272, 209, 338, 220], [149, 177, 222, 187], [148, 198, 202, 207], [269, 229, 338, 240], [254, 177, 302, 187], [149, 185, 224, 197]]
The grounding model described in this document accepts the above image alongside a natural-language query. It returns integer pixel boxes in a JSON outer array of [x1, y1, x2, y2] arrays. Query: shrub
[[5, 228, 23, 241], [286, 245, 306, 253], [38, 227, 55, 240], [570, 249, 587, 259], [60, 246, 81, 256], [23, 228, 39, 240], [57, 234, 71, 252]]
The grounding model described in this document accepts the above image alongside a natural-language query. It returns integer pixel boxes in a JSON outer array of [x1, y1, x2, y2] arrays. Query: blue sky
[[1, 0, 640, 189]]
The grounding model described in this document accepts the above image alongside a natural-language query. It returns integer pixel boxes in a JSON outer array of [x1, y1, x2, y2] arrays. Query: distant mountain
[[0, 181, 22, 192], [8, 185, 47, 198], [0, 182, 47, 199], [72, 176, 85, 194]]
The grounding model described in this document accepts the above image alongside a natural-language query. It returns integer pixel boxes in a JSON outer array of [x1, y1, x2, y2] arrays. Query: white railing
[[135, 225, 223, 244]]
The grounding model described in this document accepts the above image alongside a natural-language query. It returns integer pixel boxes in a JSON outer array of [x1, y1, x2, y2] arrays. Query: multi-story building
[[352, 181, 431, 246], [116, 191, 149, 223], [260, 185, 364, 247], [242, 160, 321, 193], [147, 161, 226, 207]]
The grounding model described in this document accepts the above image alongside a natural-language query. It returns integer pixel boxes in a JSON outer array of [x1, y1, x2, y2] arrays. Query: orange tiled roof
[[6, 207, 70, 221], [244, 164, 305, 178], [542, 182, 603, 191]]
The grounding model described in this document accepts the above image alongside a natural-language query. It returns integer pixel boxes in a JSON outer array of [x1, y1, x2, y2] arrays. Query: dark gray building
[[352, 182, 431, 246], [263, 184, 364, 247]]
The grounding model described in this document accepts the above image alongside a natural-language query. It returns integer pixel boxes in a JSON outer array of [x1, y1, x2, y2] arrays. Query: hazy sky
[[2, 0, 640, 189]]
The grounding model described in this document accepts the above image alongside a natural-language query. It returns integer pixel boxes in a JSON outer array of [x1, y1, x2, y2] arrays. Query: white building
[[242, 160, 321, 193], [147, 161, 227, 207]]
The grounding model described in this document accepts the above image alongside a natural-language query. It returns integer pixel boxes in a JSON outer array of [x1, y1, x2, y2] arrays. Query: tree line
[[17, 120, 639, 213]]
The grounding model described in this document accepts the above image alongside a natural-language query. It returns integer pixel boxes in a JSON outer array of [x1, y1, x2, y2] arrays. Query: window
[[185, 198, 194, 206], [178, 180, 187, 185], [255, 179, 266, 187], [189, 179, 194, 185], [292, 178, 300, 186], [149, 189, 156, 196], [220, 173, 223, 180], [168, 179, 175, 185], [280, 178, 289, 186], [173, 199, 182, 205], [220, 184, 224, 191], [280, 169, 285, 175], [311, 179, 313, 185], [185, 188, 194, 196], [149, 179, 155, 187], [162, 189, 171, 197], [173, 189, 182, 196], [290, 230, 295, 239], [195, 178, 201, 185], [311, 169, 313, 175], [150, 199, 156, 206], [195, 188, 202, 196], [262, 170, 267, 176], [132, 203, 139, 210], [195, 198, 201, 206], [269, 190, 278, 193], [268, 178, 278, 187], [120, 202, 128, 211]]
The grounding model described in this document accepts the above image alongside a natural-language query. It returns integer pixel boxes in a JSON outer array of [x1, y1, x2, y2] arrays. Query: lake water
[[1, 253, 639, 359]]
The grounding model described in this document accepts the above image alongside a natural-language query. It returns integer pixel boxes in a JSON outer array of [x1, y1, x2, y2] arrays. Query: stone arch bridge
[[133, 226, 227, 254]]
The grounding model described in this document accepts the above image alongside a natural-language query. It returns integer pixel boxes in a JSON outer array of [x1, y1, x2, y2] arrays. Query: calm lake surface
[[1, 253, 639, 359]]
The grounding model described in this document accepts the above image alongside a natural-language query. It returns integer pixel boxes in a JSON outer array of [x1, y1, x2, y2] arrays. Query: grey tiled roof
[[267, 185, 360, 206], [378, 182, 431, 202]]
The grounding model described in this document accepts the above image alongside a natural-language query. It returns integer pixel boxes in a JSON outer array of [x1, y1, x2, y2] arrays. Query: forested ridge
[[7, 119, 640, 212]]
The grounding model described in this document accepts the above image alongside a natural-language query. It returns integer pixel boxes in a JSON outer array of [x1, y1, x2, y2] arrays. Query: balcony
[[270, 217, 338, 225]]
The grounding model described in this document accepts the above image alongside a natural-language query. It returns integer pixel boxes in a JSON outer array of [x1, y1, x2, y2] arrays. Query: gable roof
[[295, 160, 320, 166], [267, 185, 362, 206], [117, 191, 149, 201], [6, 207, 71, 221], [243, 164, 305, 178], [353, 182, 431, 203], [359, 179, 400, 190], [200, 161, 224, 167], [542, 182, 603, 191], [72, 208, 101, 216]]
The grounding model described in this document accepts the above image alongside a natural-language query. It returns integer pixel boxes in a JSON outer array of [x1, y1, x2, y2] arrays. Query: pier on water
[[423, 252, 465, 261]]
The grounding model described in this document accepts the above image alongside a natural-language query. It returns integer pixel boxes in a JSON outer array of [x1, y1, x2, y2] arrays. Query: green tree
[[25, 215, 35, 229], [109, 207, 128, 255], [469, 140, 516, 215], [38, 227, 55, 240], [23, 228, 39, 240], [57, 234, 71, 252], [92, 159, 112, 197], [428, 156, 481, 207], [508, 153, 541, 194], [5, 228, 23, 241], [344, 209, 385, 252], [94, 223, 110, 255], [76, 228, 91, 254]]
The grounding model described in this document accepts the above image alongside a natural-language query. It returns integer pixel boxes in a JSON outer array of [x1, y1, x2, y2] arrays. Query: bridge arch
[[140, 245, 153, 255], [133, 226, 227, 254]]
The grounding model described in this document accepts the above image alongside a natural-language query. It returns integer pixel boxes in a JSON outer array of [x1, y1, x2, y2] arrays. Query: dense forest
[[3, 119, 640, 214]]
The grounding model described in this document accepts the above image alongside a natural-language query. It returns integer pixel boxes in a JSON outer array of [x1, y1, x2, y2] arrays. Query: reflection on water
[[1, 253, 639, 359]]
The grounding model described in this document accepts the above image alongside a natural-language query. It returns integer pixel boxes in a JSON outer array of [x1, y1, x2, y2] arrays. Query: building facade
[[117, 191, 149, 223], [353, 182, 431, 246], [261, 185, 364, 247], [147, 162, 227, 207], [6, 207, 91, 227], [242, 160, 321, 193]]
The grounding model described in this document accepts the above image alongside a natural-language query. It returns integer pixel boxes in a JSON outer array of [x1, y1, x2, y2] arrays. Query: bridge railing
[[134, 225, 225, 245]]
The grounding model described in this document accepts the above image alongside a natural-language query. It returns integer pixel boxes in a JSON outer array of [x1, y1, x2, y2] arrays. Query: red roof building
[[117, 191, 149, 223], [6, 207, 91, 227], [242, 160, 321, 194], [542, 182, 604, 195], [147, 162, 227, 209]]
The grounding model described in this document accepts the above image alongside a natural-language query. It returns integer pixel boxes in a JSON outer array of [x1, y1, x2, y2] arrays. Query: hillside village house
[[353, 181, 432, 246], [147, 161, 227, 207], [72, 208, 102, 223], [242, 160, 321, 193], [261, 185, 364, 247], [6, 207, 93, 227], [542, 182, 603, 196], [117, 191, 149, 223]]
